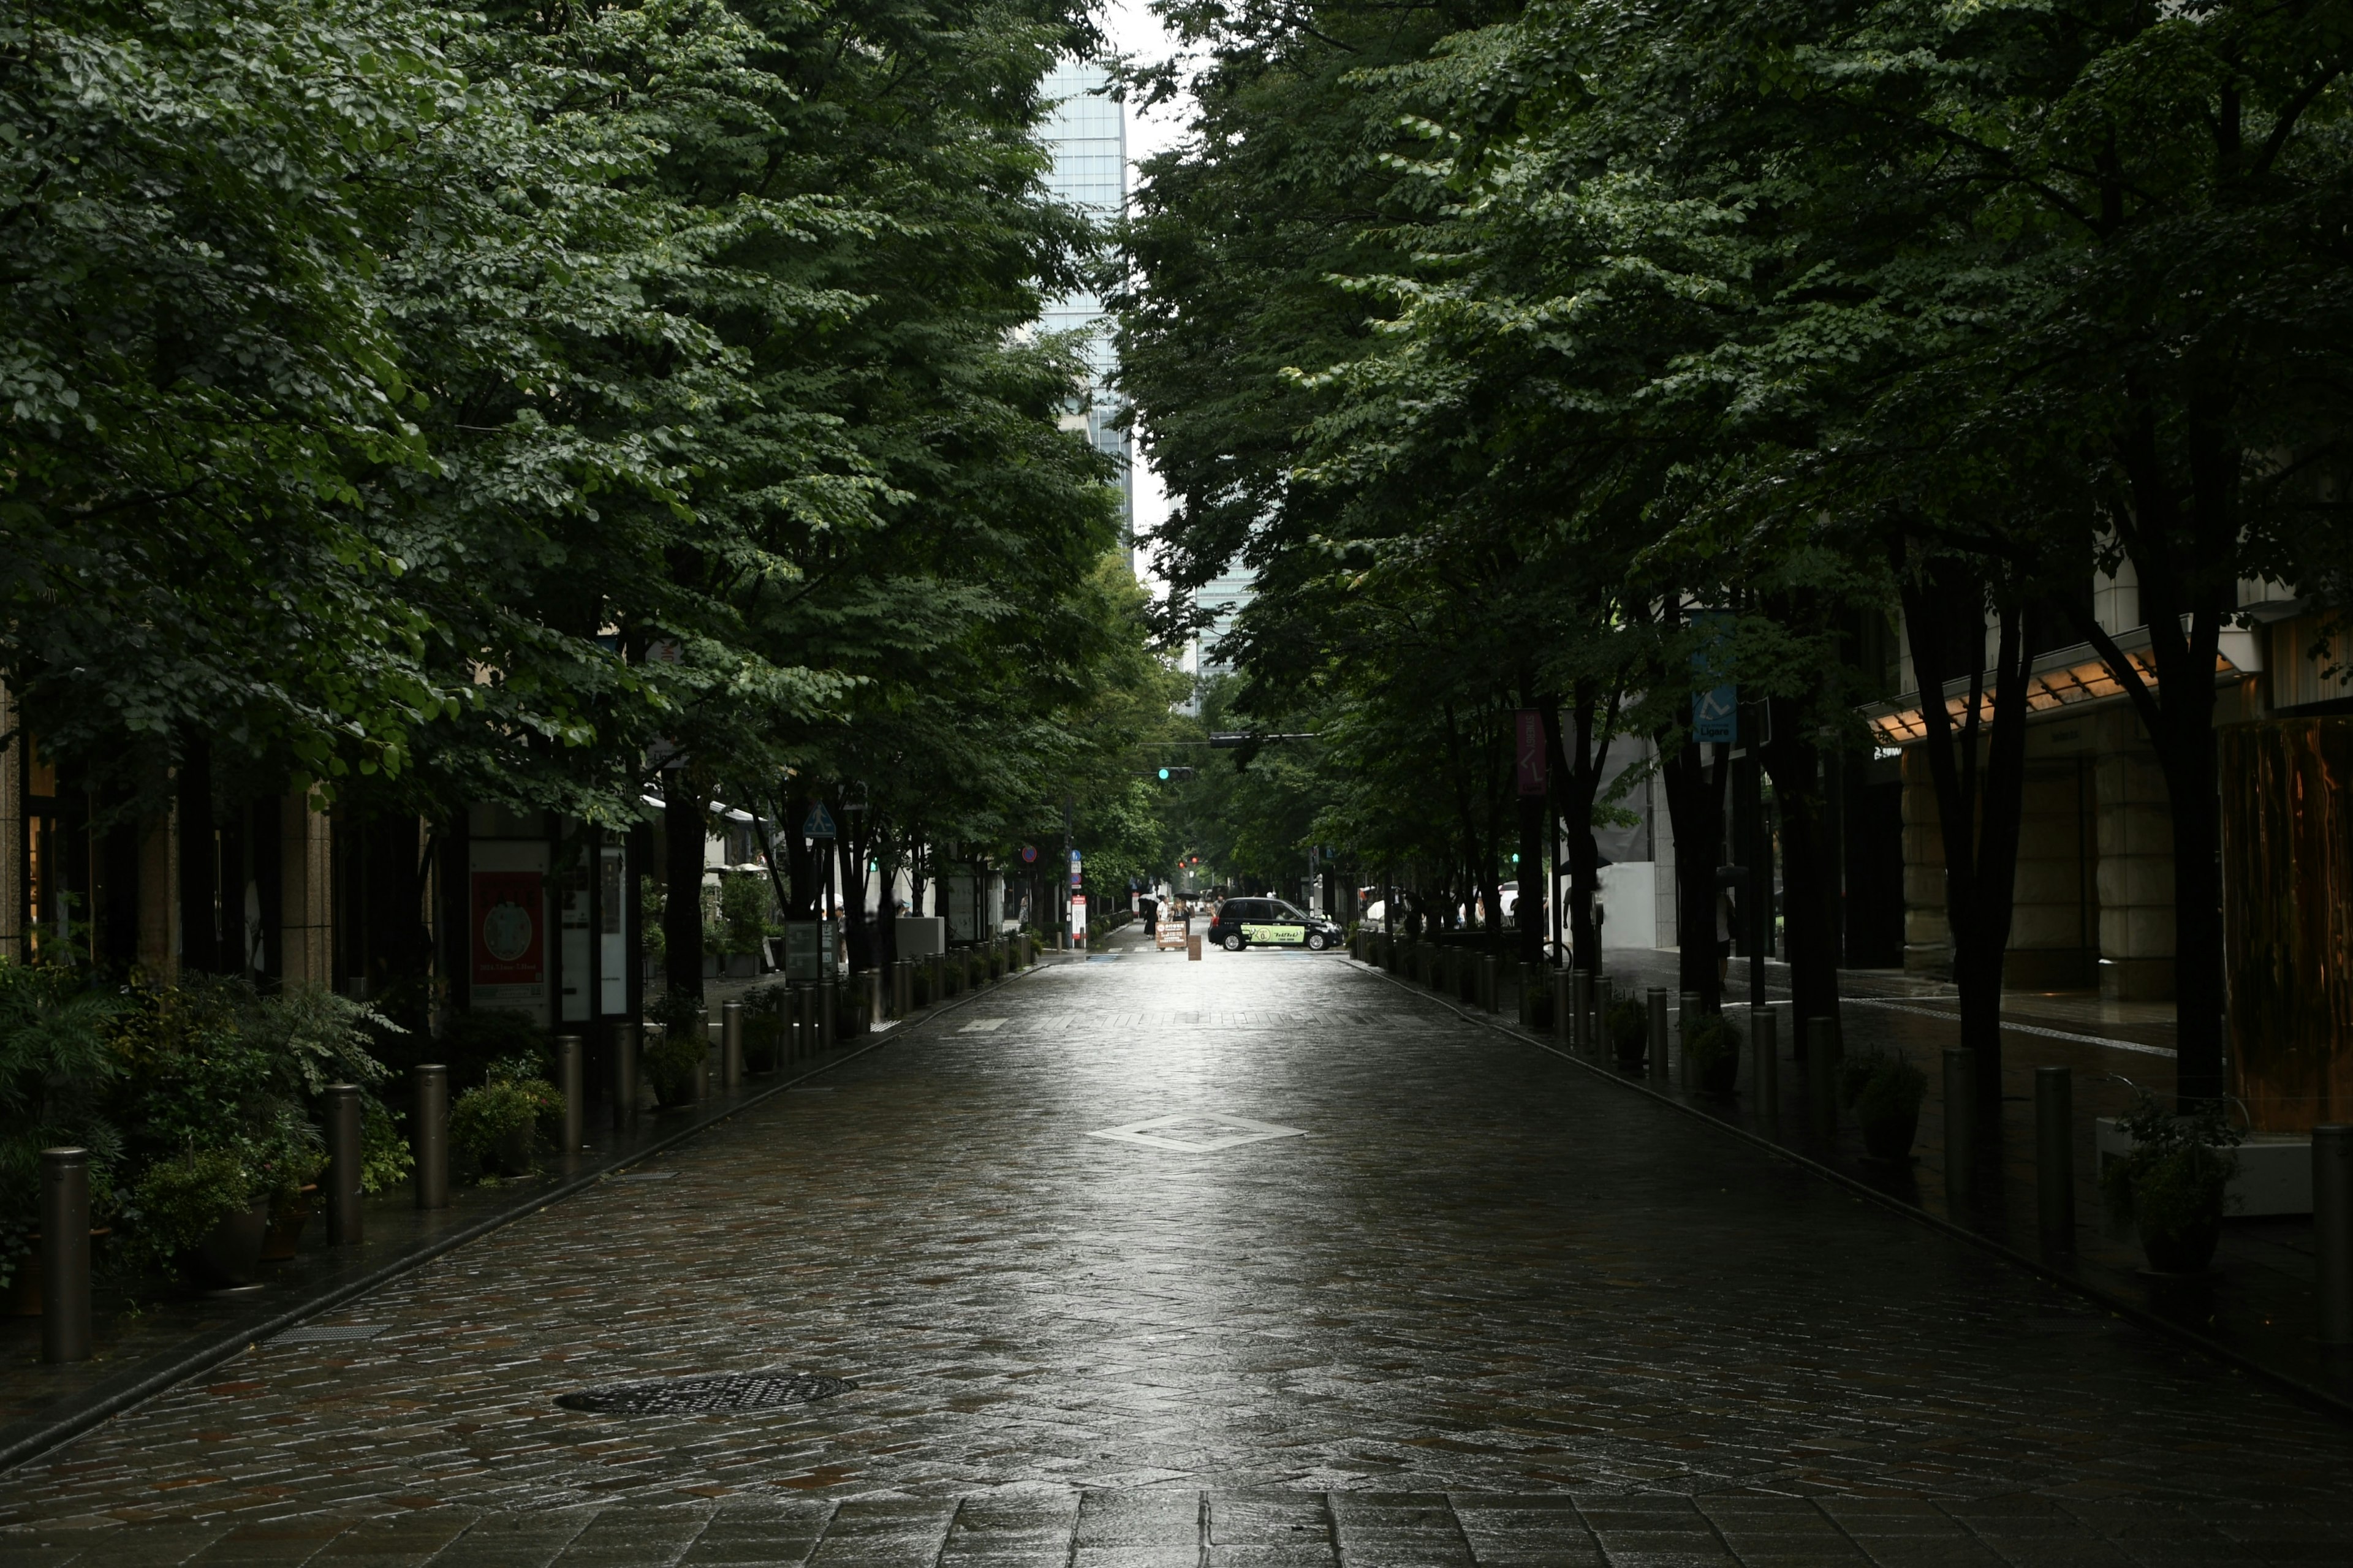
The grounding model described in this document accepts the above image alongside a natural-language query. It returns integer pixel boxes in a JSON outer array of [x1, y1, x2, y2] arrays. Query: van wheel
[[1222, 933, 1246, 952]]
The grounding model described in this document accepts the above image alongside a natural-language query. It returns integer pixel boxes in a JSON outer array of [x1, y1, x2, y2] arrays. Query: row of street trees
[[1117, 0, 2353, 1105], [6, 0, 1176, 1006]]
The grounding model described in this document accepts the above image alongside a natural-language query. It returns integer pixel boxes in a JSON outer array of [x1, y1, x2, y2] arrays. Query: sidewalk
[[0, 964, 1042, 1473], [2, 944, 2349, 1564], [1427, 947, 2350, 1415]]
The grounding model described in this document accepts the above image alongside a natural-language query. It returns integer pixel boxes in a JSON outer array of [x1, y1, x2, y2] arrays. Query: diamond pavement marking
[[959, 1018, 1009, 1032], [1086, 1109, 1308, 1153]]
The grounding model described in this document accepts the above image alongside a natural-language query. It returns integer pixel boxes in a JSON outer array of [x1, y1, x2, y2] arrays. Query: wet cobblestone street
[[5, 945, 2352, 1564]]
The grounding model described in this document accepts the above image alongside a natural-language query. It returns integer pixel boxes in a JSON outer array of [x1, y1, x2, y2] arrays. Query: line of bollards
[[1521, 968, 2353, 1345]]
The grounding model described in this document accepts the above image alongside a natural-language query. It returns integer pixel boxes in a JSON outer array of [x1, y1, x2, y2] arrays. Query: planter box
[[2096, 1119, 2312, 1216]]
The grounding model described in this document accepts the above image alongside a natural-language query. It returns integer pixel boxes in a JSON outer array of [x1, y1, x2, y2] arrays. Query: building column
[[0, 687, 20, 964], [281, 792, 334, 988], [1900, 747, 1952, 977], [2095, 711, 2175, 1001]]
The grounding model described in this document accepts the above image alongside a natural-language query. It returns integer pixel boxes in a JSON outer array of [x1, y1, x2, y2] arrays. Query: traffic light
[[1151, 766, 1196, 782]]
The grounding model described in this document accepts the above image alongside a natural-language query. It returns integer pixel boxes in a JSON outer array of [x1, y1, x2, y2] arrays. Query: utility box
[[896, 915, 946, 960]]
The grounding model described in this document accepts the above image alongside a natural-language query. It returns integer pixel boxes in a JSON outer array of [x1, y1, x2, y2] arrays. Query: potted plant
[[1840, 1048, 1927, 1161], [131, 1146, 265, 1288], [739, 984, 786, 1073], [2102, 1090, 2241, 1274], [1606, 998, 1648, 1067], [642, 996, 707, 1108], [450, 1056, 562, 1179], [1681, 1011, 1740, 1095]]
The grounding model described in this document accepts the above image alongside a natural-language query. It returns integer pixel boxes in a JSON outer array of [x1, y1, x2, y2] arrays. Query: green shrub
[[643, 1028, 706, 1105], [0, 960, 127, 1289], [1841, 1048, 1927, 1159], [450, 1058, 561, 1178], [1605, 998, 1646, 1057], [1841, 1048, 1927, 1121], [128, 1147, 255, 1269], [2102, 1091, 2240, 1270], [1683, 1011, 1741, 1086], [362, 1100, 412, 1195], [719, 871, 770, 958], [436, 1009, 547, 1088]]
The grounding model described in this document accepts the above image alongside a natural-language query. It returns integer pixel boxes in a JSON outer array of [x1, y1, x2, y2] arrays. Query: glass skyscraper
[[1039, 59, 1134, 547]]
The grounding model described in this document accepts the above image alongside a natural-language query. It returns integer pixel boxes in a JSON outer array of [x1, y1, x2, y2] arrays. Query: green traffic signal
[[1158, 767, 1170, 780]]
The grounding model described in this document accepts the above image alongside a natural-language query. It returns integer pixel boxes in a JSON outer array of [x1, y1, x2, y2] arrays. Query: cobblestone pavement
[[4, 946, 2353, 1564]]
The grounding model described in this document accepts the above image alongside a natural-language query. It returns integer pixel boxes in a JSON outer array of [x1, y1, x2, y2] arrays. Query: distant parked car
[[1207, 897, 1343, 952]]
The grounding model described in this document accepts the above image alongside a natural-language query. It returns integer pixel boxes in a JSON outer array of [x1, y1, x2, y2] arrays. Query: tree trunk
[[1760, 705, 1842, 1032], [1658, 729, 1730, 1014], [1545, 689, 1622, 976], [779, 792, 818, 920], [837, 808, 873, 972], [662, 775, 705, 1007], [1903, 580, 2033, 1105]]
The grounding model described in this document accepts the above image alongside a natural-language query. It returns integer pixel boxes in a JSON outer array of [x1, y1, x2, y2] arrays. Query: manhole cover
[[555, 1371, 856, 1415], [272, 1324, 388, 1345]]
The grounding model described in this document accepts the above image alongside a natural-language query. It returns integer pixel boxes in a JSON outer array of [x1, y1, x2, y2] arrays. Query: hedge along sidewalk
[[1343, 954, 2353, 1428], [0, 961, 1042, 1474]]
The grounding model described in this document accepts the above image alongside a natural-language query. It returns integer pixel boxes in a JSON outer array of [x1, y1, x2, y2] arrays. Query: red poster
[[1515, 709, 1549, 797], [471, 871, 545, 986]]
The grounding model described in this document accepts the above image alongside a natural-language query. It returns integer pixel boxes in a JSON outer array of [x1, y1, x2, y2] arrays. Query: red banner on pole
[[1515, 709, 1548, 797], [471, 871, 545, 987]]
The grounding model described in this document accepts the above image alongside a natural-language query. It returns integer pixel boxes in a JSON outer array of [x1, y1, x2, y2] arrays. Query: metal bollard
[[2035, 1065, 2074, 1253], [721, 1002, 744, 1089], [820, 982, 837, 1050], [40, 1148, 91, 1363], [612, 1021, 640, 1130], [1553, 968, 1574, 1045], [1646, 988, 1669, 1081], [1481, 955, 1500, 1013], [1567, 969, 1588, 1053], [325, 1083, 363, 1246], [1678, 991, 1699, 1093], [694, 1018, 712, 1102], [1943, 1048, 1976, 1200], [556, 1035, 585, 1153], [412, 1064, 449, 1211], [2317, 1125, 2353, 1344], [1595, 975, 1613, 1053], [1751, 1007, 1778, 1131]]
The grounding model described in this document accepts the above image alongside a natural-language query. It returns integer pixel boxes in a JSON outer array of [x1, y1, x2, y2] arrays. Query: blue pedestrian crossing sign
[[1691, 610, 1737, 744], [803, 804, 838, 840]]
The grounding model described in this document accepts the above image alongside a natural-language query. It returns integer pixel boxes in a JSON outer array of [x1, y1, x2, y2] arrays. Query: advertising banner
[[471, 871, 545, 987]]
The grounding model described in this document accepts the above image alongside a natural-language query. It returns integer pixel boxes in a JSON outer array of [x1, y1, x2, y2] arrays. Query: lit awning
[[1862, 630, 2259, 747]]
